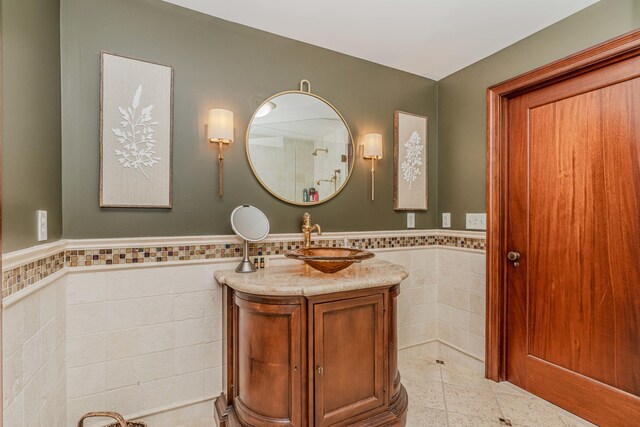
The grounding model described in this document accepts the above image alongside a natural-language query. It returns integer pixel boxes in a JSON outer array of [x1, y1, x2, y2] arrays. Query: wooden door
[[0, 10, 4, 424], [232, 294, 303, 426], [503, 51, 640, 424], [312, 294, 386, 426]]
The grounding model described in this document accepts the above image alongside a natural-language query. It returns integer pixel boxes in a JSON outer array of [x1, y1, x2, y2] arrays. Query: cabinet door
[[313, 294, 386, 426], [233, 295, 302, 426]]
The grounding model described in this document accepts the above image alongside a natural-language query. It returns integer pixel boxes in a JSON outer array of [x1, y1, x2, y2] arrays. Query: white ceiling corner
[[161, 0, 599, 80]]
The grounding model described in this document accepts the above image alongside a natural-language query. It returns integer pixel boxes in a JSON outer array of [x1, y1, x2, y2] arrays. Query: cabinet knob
[[317, 365, 324, 374]]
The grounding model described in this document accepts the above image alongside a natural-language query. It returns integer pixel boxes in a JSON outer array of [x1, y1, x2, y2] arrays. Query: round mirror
[[230, 205, 270, 242], [246, 88, 354, 205]]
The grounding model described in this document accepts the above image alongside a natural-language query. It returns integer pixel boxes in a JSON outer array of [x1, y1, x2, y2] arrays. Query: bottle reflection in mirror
[[303, 188, 309, 203], [308, 187, 320, 202]]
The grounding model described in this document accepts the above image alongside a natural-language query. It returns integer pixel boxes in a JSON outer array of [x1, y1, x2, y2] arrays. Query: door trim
[[485, 29, 640, 382]]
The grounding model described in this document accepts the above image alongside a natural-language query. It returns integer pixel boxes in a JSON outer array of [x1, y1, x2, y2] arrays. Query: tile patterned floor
[[400, 356, 597, 427]]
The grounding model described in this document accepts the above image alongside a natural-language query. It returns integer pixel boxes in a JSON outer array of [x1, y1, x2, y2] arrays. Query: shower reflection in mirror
[[247, 86, 354, 206]]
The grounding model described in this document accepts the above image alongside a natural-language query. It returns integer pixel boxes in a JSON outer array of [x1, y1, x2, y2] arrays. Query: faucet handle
[[303, 212, 311, 227]]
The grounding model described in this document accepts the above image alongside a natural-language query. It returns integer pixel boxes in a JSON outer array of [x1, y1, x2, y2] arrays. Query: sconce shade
[[208, 108, 234, 143], [363, 133, 383, 159], [363, 133, 382, 201]]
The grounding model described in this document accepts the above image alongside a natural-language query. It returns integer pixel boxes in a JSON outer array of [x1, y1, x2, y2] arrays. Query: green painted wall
[[438, 0, 640, 229], [1, 0, 63, 252], [7, 0, 636, 250], [60, 0, 438, 241]]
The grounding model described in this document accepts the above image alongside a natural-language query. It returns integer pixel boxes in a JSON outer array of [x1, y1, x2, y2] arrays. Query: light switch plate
[[442, 213, 451, 228], [406, 213, 415, 229], [465, 213, 486, 230], [37, 210, 48, 241]]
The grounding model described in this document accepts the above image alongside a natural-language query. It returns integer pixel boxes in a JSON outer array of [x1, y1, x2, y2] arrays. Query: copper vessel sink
[[285, 247, 375, 273]]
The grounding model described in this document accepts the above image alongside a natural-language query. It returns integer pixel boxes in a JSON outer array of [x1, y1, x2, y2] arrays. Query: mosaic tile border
[[2, 234, 485, 299], [2, 251, 66, 298]]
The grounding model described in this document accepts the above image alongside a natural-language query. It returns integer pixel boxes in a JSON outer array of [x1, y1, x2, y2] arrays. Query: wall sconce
[[363, 133, 383, 201], [208, 108, 234, 197]]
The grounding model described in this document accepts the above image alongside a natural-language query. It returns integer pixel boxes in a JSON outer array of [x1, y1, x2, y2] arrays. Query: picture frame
[[394, 111, 428, 211], [100, 51, 174, 208]]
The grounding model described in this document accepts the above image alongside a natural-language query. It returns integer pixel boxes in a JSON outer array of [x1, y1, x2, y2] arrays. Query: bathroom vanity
[[214, 260, 409, 427]]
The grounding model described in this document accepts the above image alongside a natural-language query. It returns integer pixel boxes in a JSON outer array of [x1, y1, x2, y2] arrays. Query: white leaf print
[[132, 85, 142, 109], [111, 85, 161, 180], [400, 131, 423, 190]]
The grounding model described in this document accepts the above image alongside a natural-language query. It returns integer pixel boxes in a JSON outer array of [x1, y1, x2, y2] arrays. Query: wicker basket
[[77, 411, 147, 427]]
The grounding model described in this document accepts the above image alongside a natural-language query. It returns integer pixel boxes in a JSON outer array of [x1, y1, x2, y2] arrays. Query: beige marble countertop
[[214, 259, 408, 297]]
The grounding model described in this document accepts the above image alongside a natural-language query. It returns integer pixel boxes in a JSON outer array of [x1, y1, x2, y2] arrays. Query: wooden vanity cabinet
[[229, 293, 305, 426], [216, 285, 407, 427], [311, 292, 386, 426]]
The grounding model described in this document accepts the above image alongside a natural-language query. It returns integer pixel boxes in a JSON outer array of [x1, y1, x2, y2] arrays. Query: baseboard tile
[[437, 340, 485, 374], [398, 340, 439, 362], [114, 394, 217, 426], [397, 339, 486, 375]]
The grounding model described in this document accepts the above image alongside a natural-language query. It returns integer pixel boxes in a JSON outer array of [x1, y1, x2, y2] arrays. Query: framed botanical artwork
[[100, 51, 173, 208], [394, 111, 428, 210]]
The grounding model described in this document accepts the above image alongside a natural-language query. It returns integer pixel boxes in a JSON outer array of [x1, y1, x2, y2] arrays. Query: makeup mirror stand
[[237, 239, 255, 273], [230, 205, 270, 274]]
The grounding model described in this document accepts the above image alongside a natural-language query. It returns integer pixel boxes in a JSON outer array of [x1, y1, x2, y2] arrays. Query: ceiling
[[162, 0, 598, 80]]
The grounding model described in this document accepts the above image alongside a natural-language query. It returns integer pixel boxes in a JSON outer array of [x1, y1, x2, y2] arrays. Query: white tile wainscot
[[376, 249, 438, 350], [437, 246, 486, 373], [2, 230, 485, 426], [62, 248, 440, 426], [64, 262, 233, 426], [2, 273, 67, 427]]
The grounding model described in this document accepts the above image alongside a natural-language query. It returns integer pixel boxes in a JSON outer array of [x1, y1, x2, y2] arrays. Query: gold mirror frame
[[245, 80, 355, 206]]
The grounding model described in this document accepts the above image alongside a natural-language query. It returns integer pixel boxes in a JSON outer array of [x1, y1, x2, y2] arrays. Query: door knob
[[507, 251, 520, 267]]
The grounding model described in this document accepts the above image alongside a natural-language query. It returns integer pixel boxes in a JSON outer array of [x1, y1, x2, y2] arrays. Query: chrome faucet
[[302, 212, 322, 248]]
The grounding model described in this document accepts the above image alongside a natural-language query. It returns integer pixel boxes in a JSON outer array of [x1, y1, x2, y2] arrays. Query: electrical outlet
[[37, 210, 48, 241], [465, 213, 486, 230], [407, 213, 415, 229], [442, 213, 451, 228]]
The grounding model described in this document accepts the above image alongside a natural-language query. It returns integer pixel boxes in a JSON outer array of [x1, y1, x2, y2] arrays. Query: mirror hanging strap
[[300, 79, 311, 93]]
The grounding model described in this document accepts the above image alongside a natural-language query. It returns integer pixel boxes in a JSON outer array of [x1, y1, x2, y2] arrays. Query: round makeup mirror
[[246, 81, 354, 205], [230, 205, 270, 273]]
